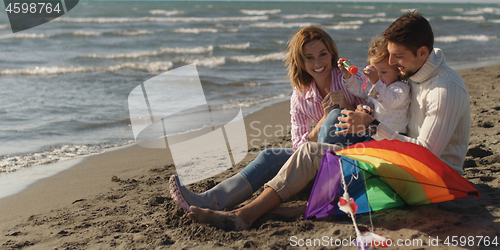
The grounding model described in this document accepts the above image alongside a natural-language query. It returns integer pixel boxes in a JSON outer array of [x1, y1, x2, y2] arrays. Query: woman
[[169, 26, 366, 212]]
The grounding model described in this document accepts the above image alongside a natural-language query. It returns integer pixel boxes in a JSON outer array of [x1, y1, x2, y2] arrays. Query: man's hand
[[335, 109, 375, 134]]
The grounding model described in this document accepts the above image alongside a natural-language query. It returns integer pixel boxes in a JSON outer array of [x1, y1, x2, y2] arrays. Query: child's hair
[[367, 36, 401, 81], [284, 26, 339, 93], [367, 35, 389, 65]]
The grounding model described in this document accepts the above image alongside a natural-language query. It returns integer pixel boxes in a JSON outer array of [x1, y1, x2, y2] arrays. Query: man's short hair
[[383, 12, 434, 56]]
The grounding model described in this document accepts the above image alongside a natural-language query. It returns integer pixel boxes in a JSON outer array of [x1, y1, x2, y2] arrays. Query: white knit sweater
[[374, 48, 471, 174]]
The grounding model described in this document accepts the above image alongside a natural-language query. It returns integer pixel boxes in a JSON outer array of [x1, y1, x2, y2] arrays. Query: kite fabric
[[305, 140, 480, 220]]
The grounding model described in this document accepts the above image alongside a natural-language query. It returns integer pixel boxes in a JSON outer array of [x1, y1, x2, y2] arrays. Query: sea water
[[0, 0, 499, 198]]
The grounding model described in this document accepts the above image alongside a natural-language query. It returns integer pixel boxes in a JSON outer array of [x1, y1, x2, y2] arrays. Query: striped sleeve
[[290, 90, 311, 151]]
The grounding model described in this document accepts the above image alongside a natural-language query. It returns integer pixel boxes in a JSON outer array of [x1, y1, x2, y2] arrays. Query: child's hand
[[337, 58, 351, 79], [363, 65, 379, 84]]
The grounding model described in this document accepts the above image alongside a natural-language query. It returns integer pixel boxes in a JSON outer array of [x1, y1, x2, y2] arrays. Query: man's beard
[[399, 69, 416, 81]]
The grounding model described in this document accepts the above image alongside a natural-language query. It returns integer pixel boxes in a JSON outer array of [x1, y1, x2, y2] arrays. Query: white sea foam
[[73, 30, 103, 36], [218, 42, 250, 50], [0, 24, 10, 30], [184, 57, 226, 68], [490, 19, 500, 23], [241, 9, 281, 15], [249, 22, 317, 28], [116, 30, 154, 36], [369, 17, 397, 23], [0, 61, 174, 76], [442, 16, 485, 22], [55, 16, 268, 23], [281, 14, 334, 19], [230, 52, 285, 63], [0, 143, 130, 173], [273, 40, 286, 45], [463, 7, 500, 15], [149, 9, 184, 16], [173, 28, 218, 34], [354, 6, 375, 10], [341, 12, 386, 18], [435, 35, 498, 43], [323, 24, 361, 30], [83, 45, 213, 59], [0, 33, 52, 39], [400, 9, 418, 13], [219, 93, 287, 110], [325, 20, 363, 29]]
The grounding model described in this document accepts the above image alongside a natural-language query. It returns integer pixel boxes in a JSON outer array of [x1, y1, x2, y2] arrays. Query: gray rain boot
[[169, 173, 253, 212]]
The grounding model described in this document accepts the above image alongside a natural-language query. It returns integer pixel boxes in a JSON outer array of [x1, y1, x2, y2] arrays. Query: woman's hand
[[321, 92, 336, 118], [324, 88, 349, 110]]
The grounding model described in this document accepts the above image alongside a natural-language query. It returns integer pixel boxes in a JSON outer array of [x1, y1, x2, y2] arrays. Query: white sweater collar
[[410, 48, 444, 83]]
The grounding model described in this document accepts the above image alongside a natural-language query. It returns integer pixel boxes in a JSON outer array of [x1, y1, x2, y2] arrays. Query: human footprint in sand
[[188, 11, 471, 230]]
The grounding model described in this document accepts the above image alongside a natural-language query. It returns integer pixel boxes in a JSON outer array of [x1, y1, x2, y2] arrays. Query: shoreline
[[1, 63, 499, 249]]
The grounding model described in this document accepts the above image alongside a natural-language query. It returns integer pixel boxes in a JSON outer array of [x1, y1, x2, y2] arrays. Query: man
[[187, 12, 471, 230], [337, 11, 470, 175]]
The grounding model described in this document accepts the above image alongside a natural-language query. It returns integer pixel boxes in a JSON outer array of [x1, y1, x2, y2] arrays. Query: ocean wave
[[341, 12, 386, 18], [442, 16, 485, 22], [249, 22, 317, 28], [149, 9, 184, 16], [323, 24, 361, 30], [54, 16, 268, 23], [183, 57, 226, 68], [435, 35, 498, 43], [463, 7, 500, 15], [229, 52, 285, 63], [272, 40, 286, 45], [241, 9, 281, 15], [0, 33, 52, 39], [116, 30, 155, 36], [0, 61, 174, 76], [218, 42, 250, 50], [369, 17, 397, 23], [324, 20, 363, 30], [0, 24, 10, 30], [281, 14, 334, 19], [73, 30, 103, 36], [82, 45, 213, 59], [173, 28, 218, 34], [216, 93, 288, 110], [0, 142, 132, 173], [400, 9, 418, 13], [489, 19, 500, 23]]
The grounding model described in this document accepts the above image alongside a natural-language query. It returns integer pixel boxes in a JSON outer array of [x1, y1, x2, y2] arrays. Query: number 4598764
[[6, 2, 62, 14], [443, 236, 498, 247]]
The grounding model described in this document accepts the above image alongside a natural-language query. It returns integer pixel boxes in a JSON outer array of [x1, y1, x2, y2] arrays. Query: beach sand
[[1, 65, 499, 249]]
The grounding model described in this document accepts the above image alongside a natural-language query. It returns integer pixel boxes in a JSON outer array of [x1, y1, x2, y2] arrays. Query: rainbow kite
[[305, 140, 481, 219]]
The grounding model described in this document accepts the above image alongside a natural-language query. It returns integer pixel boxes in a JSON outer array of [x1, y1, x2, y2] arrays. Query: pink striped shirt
[[290, 68, 366, 150]]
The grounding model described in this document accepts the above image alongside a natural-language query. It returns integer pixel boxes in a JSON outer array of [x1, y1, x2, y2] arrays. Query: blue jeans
[[317, 108, 367, 147], [240, 148, 294, 192]]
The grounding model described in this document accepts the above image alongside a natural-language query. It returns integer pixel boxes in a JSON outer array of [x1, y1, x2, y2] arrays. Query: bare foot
[[188, 206, 252, 231]]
